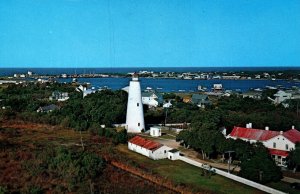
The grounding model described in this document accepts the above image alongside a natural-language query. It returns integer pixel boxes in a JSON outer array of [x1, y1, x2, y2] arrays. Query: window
[[273, 142, 276, 148], [138, 123, 140, 127], [286, 144, 289, 150], [137, 103, 139, 107], [164, 150, 166, 153]]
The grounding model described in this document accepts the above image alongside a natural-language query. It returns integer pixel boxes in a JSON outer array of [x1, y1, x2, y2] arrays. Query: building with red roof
[[227, 124, 300, 166], [128, 136, 172, 160]]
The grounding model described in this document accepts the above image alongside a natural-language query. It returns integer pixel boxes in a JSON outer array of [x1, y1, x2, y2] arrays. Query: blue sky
[[0, 0, 299, 68]]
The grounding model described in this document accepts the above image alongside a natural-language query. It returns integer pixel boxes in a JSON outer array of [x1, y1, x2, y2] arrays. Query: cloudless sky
[[0, 0, 299, 68]]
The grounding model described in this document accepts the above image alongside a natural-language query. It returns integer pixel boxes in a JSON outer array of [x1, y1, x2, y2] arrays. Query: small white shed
[[168, 149, 180, 160], [150, 126, 162, 137]]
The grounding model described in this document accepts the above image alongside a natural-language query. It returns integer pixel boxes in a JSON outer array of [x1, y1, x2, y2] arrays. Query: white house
[[242, 91, 262, 100], [272, 90, 292, 104], [150, 126, 162, 137], [83, 89, 96, 98], [128, 136, 172, 160], [163, 100, 172, 108], [76, 85, 96, 98], [142, 91, 163, 108], [37, 104, 59, 113], [49, 91, 69, 101], [227, 125, 300, 166]]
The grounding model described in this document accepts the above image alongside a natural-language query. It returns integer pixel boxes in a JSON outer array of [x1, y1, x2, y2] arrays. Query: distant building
[[273, 90, 292, 104], [150, 126, 162, 137], [37, 104, 59, 113], [213, 84, 223, 92], [37, 79, 49, 83], [242, 91, 262, 100], [76, 85, 96, 98], [222, 75, 241, 80], [83, 89, 96, 98], [0, 80, 17, 85], [61, 74, 67, 78], [191, 94, 211, 108], [49, 91, 69, 101], [163, 100, 172, 108], [128, 136, 172, 160], [183, 95, 192, 103], [142, 91, 163, 108], [227, 124, 300, 166], [268, 90, 300, 108]]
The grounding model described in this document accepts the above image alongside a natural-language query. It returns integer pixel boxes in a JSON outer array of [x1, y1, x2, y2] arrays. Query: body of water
[[57, 77, 300, 92], [1, 68, 300, 92]]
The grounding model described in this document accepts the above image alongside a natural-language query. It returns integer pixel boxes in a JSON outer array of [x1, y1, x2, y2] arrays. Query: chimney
[[292, 125, 295, 129], [249, 123, 252, 128], [280, 131, 283, 135], [265, 126, 269, 131]]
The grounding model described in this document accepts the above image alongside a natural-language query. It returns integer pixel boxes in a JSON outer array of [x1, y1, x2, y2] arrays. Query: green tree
[[288, 142, 300, 172], [114, 129, 128, 144], [239, 143, 282, 183]]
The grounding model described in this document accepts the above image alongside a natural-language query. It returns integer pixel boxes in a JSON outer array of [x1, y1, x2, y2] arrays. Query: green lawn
[[117, 145, 264, 194], [267, 181, 299, 194]]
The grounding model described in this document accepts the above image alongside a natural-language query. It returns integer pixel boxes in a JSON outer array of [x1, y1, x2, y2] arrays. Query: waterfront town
[[4, 69, 300, 81], [1, 70, 300, 193]]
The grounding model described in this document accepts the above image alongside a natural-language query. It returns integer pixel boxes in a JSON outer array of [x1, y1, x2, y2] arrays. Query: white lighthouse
[[126, 74, 145, 133]]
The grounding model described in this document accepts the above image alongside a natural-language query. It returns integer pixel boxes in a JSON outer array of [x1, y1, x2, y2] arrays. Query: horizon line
[[2, 66, 300, 69]]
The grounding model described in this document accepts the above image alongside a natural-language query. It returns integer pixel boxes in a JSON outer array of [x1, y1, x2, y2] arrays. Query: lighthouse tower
[[126, 74, 145, 133]]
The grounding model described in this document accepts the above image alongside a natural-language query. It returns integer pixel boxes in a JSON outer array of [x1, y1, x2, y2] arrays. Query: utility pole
[[165, 108, 168, 126], [297, 100, 299, 117], [80, 129, 84, 151], [225, 151, 235, 173]]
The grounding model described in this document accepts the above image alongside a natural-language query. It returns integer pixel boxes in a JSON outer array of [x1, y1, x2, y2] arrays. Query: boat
[[197, 85, 207, 91], [157, 87, 163, 90], [266, 86, 277, 90], [146, 87, 152, 90]]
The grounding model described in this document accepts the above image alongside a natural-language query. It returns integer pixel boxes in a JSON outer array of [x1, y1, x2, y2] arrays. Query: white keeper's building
[[227, 124, 300, 166], [128, 136, 172, 160]]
